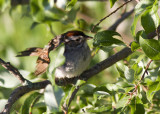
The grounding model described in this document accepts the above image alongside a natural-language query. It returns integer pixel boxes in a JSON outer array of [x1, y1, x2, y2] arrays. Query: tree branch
[[11, 0, 108, 6], [0, 58, 26, 84], [1, 80, 51, 114], [80, 47, 132, 81], [108, 8, 134, 31], [91, 0, 133, 32], [0, 58, 51, 114]]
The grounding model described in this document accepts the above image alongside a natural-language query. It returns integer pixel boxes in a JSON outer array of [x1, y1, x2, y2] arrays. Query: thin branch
[[140, 60, 153, 80], [126, 59, 153, 106], [11, 0, 107, 6], [0, 58, 51, 114], [62, 86, 80, 113], [91, 0, 133, 32], [147, 25, 160, 39], [156, 27, 160, 40], [80, 47, 132, 81], [0, 58, 26, 84], [1, 80, 51, 114], [108, 8, 134, 31]]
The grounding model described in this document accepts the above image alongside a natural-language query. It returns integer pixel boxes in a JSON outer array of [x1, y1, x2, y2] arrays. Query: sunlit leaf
[[0, 72, 20, 88], [66, 0, 77, 10], [106, 84, 118, 91], [0, 99, 7, 112], [124, 66, 135, 83], [93, 30, 124, 47], [131, 0, 155, 37], [116, 95, 130, 109], [146, 81, 160, 101], [86, 105, 112, 113], [21, 92, 41, 114], [116, 63, 125, 78], [109, 0, 118, 8], [44, 84, 63, 112], [130, 97, 145, 114], [139, 31, 160, 60], [131, 41, 140, 52], [141, 0, 159, 34]]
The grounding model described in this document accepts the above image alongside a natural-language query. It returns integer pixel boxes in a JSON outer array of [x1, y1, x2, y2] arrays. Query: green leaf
[[30, 0, 44, 22], [21, 92, 41, 114], [66, 0, 77, 11], [131, 0, 155, 37], [44, 84, 63, 112], [139, 31, 160, 60], [0, 72, 20, 88], [0, 99, 7, 112], [81, 84, 96, 94], [116, 63, 125, 78], [141, 0, 159, 34], [62, 7, 79, 24], [30, 0, 66, 23], [146, 81, 160, 101], [75, 79, 86, 86], [124, 66, 135, 83], [130, 97, 145, 114], [93, 30, 124, 47], [130, 103, 145, 114], [106, 84, 118, 91], [109, 0, 118, 8], [116, 81, 133, 88], [0, 0, 9, 12], [93, 86, 111, 95], [86, 105, 112, 113], [116, 95, 130, 109], [131, 41, 140, 52], [76, 19, 90, 31], [131, 63, 143, 78]]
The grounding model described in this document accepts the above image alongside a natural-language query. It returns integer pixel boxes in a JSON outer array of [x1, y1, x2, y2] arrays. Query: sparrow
[[17, 30, 92, 86]]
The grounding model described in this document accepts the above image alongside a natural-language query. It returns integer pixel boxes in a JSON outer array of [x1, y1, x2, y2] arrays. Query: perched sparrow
[[17, 30, 92, 86]]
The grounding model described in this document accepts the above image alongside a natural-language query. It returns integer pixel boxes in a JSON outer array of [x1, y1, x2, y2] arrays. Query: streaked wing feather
[[34, 52, 50, 76], [16, 47, 43, 57]]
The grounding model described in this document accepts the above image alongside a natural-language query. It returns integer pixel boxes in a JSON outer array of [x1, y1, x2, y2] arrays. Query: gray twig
[[91, 0, 133, 32]]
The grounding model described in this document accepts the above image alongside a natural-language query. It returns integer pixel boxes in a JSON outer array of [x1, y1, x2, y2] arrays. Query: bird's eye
[[76, 38, 80, 42]]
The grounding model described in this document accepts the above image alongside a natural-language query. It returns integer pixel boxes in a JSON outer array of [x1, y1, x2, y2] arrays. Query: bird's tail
[[17, 35, 63, 76], [17, 46, 50, 76]]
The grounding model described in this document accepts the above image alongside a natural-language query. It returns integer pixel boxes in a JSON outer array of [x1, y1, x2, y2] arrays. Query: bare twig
[[156, 27, 160, 40], [1, 80, 51, 114], [62, 86, 81, 113], [11, 0, 107, 6], [141, 60, 153, 80], [0, 58, 51, 114], [0, 58, 26, 84], [125, 59, 153, 106], [80, 47, 132, 81], [108, 8, 134, 31], [147, 25, 160, 39], [91, 0, 133, 32]]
